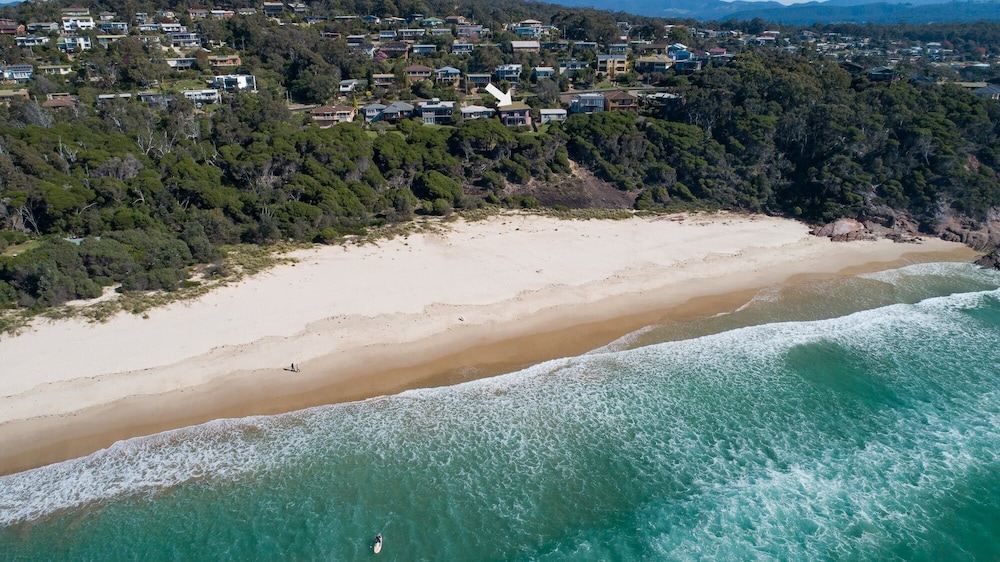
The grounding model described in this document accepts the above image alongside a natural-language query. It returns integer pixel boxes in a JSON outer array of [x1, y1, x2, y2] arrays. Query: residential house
[[238, 8, 258, 15], [445, 15, 468, 25], [381, 101, 414, 122], [38, 64, 74, 75], [0, 19, 25, 35], [398, 28, 426, 40], [457, 24, 484, 39], [495, 64, 522, 84], [973, 84, 1000, 100], [97, 35, 127, 48], [498, 102, 532, 127], [465, 73, 492, 90], [379, 30, 397, 41], [570, 92, 604, 114], [539, 108, 567, 124], [417, 98, 454, 124], [604, 90, 638, 113], [372, 73, 396, 87], [596, 54, 627, 77], [573, 41, 598, 51], [182, 89, 221, 105], [412, 44, 436, 55], [362, 15, 381, 24], [16, 36, 51, 48], [420, 17, 444, 27], [169, 33, 202, 49], [839, 61, 865, 75], [635, 55, 672, 73], [513, 25, 542, 39], [212, 74, 257, 91], [98, 21, 129, 33], [138, 91, 169, 107], [160, 23, 184, 33], [451, 43, 473, 55], [609, 43, 629, 54], [673, 59, 702, 74], [558, 59, 590, 77], [311, 105, 357, 127], [339, 78, 366, 94], [363, 102, 386, 122], [0, 89, 29, 103], [165, 58, 196, 69], [62, 16, 95, 32], [434, 66, 461, 85], [42, 96, 78, 110], [60, 7, 90, 16], [460, 104, 494, 120], [262, 2, 285, 17], [379, 42, 409, 57], [533, 66, 555, 80], [26, 22, 59, 33], [97, 93, 132, 103], [57, 36, 92, 52], [207, 54, 242, 68], [1, 65, 33, 83], [347, 35, 369, 46], [211, 10, 236, 19], [866, 66, 897, 82], [289, 3, 308, 14], [134, 12, 148, 23], [542, 40, 569, 51], [405, 64, 433, 81], [138, 23, 160, 32], [510, 40, 540, 53], [189, 8, 209, 19], [429, 28, 452, 36]]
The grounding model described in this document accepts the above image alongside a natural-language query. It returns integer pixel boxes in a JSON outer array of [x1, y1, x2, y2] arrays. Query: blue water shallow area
[[2, 262, 1000, 561]]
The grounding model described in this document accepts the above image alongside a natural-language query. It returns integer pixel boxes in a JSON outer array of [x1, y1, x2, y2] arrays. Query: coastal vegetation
[[0, 0, 998, 322]]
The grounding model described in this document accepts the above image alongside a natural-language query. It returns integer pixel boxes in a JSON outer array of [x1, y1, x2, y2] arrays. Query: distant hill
[[544, 0, 1000, 24]]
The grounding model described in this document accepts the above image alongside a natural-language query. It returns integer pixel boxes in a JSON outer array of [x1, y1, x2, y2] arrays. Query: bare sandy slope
[[0, 213, 975, 473]]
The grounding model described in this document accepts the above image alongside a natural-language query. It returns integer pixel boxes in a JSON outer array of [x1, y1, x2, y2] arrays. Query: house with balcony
[[165, 58, 196, 69], [573, 41, 598, 51], [1, 65, 34, 83], [0, 89, 30, 103], [405, 64, 433, 81], [311, 105, 357, 127], [460, 104, 494, 120], [457, 24, 484, 39], [262, 2, 285, 17], [609, 43, 629, 55], [207, 54, 241, 68], [498, 102, 532, 127], [540, 108, 567, 124], [434, 66, 461, 85], [571, 92, 604, 114], [532, 66, 555, 80], [160, 22, 184, 33], [420, 16, 444, 27], [412, 44, 436, 55], [451, 43, 474, 55], [559, 59, 590, 76], [362, 15, 381, 24], [169, 33, 202, 49], [62, 16, 95, 32], [379, 30, 397, 41], [417, 98, 454, 124], [211, 10, 236, 19], [27, 22, 59, 33], [604, 90, 638, 113], [372, 74, 396, 87], [596, 54, 628, 77], [61, 7, 90, 16], [183, 89, 221, 105], [38, 64, 74, 75], [98, 21, 129, 33], [57, 36, 92, 52], [16, 36, 51, 47], [398, 28, 426, 40], [636, 55, 672, 74], [363, 103, 386, 122], [466, 73, 492, 90], [212, 74, 257, 91], [495, 64, 522, 84], [379, 41, 409, 57]]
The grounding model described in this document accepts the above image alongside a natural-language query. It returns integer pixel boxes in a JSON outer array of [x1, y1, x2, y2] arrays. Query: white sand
[[0, 212, 973, 472]]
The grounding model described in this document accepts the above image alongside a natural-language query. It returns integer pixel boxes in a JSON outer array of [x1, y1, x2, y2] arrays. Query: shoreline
[[0, 214, 979, 475]]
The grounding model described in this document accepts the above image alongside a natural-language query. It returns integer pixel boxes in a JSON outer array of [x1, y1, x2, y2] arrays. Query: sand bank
[[0, 213, 977, 474]]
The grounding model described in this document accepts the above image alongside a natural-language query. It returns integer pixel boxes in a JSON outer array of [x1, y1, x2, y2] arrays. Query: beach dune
[[0, 213, 976, 474]]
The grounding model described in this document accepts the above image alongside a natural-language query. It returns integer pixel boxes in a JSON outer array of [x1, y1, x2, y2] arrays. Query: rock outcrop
[[975, 250, 1000, 270]]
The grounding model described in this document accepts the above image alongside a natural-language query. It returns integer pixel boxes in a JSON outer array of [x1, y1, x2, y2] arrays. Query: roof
[[406, 65, 433, 72], [498, 101, 530, 111], [604, 90, 636, 100]]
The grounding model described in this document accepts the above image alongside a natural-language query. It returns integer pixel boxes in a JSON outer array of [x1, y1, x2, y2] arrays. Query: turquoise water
[[2, 262, 1000, 561]]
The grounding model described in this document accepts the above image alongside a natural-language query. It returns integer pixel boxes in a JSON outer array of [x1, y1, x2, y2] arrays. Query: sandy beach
[[0, 212, 978, 474]]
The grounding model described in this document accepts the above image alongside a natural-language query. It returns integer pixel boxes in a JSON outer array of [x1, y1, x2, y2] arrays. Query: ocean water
[[2, 262, 1000, 561]]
